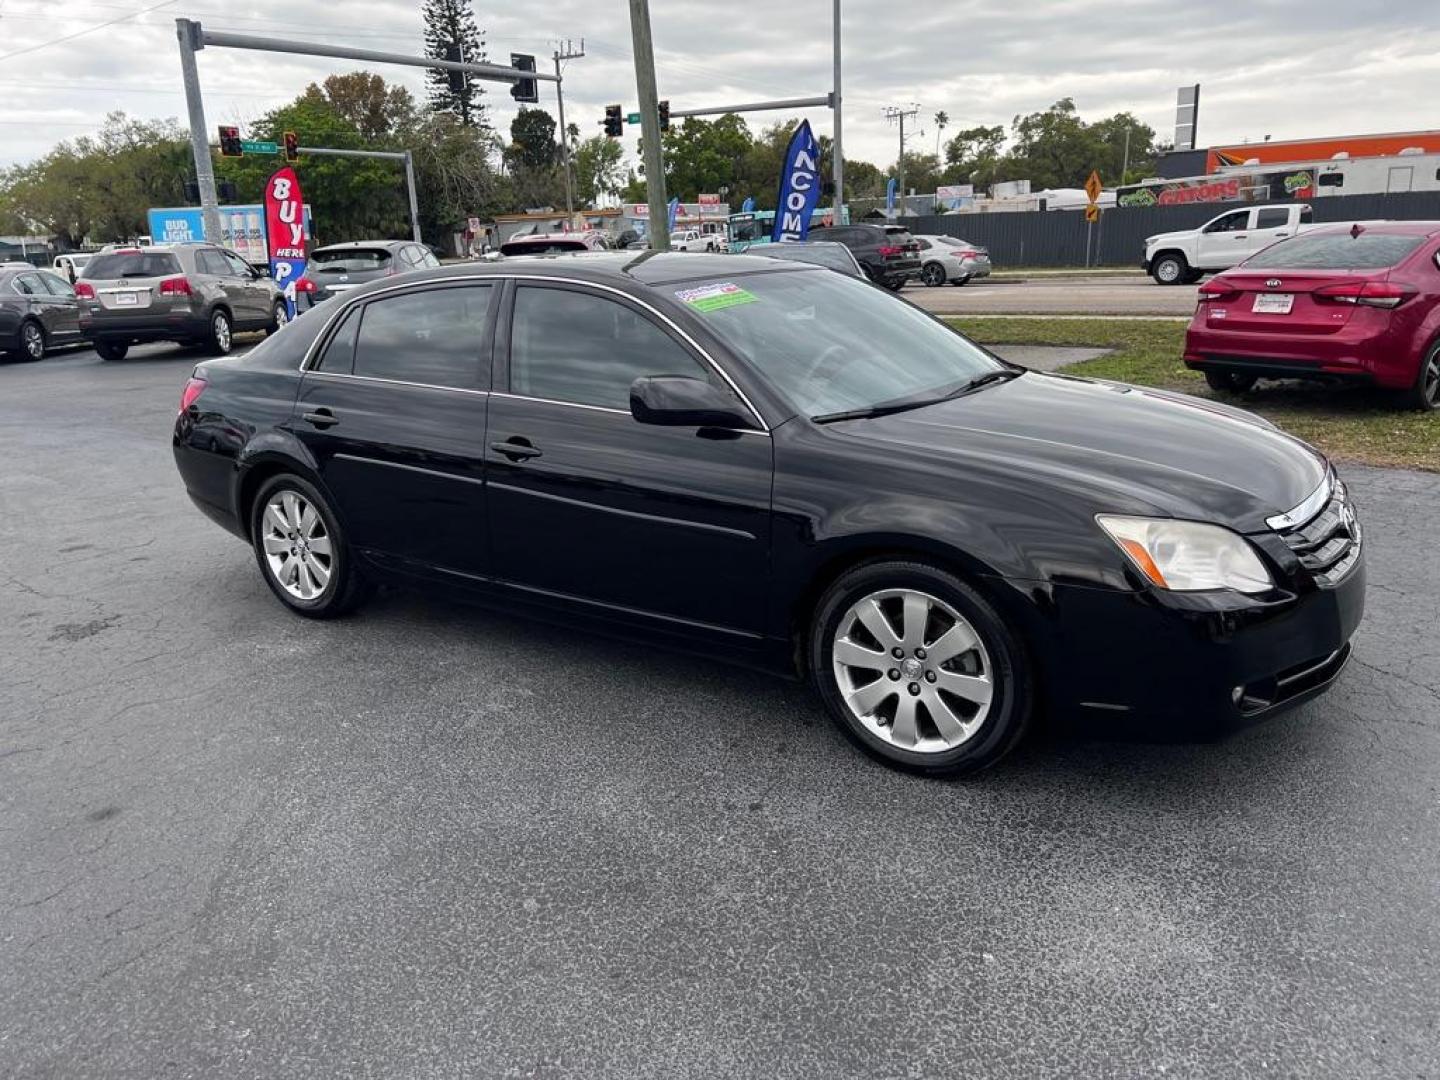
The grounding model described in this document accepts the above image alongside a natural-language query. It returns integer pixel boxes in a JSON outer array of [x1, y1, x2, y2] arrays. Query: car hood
[[835, 372, 1326, 532]]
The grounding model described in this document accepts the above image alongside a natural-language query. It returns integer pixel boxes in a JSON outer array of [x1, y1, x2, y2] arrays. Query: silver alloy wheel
[[21, 322, 44, 359], [923, 262, 946, 286], [260, 489, 333, 600], [1155, 257, 1182, 284], [212, 311, 231, 351], [273, 302, 289, 329], [831, 588, 994, 753], [1424, 350, 1440, 407]]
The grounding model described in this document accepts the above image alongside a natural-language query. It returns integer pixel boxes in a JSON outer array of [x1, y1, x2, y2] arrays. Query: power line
[[0, 0, 176, 62]]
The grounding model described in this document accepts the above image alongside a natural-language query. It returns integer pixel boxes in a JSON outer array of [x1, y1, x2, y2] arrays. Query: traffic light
[[509, 53, 538, 104], [445, 42, 465, 94], [218, 125, 242, 157], [602, 104, 623, 138], [283, 131, 299, 162], [658, 100, 671, 130]]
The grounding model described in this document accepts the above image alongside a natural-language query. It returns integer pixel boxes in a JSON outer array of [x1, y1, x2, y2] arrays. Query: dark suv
[[78, 243, 285, 361], [812, 224, 921, 289]]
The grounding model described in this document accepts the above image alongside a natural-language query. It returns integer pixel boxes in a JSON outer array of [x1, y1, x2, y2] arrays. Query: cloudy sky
[[2, 0, 1439, 176]]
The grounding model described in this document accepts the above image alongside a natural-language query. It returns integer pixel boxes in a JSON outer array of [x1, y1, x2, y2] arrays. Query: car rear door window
[[351, 286, 492, 389], [508, 286, 708, 410], [1254, 208, 1290, 229], [313, 308, 360, 373]]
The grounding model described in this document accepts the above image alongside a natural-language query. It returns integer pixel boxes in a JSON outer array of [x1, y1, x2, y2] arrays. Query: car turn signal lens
[[1097, 515, 1274, 594]]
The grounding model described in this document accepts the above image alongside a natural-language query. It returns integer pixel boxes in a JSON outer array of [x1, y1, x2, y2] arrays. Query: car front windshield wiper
[[810, 367, 1021, 424]]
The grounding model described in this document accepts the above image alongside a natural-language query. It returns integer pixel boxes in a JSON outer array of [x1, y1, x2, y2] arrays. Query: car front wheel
[[1152, 254, 1188, 285], [810, 560, 1032, 776], [206, 309, 233, 356], [267, 300, 289, 335], [250, 474, 369, 618]]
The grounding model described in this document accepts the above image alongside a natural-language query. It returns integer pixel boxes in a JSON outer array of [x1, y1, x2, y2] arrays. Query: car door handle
[[490, 437, 541, 461], [1234, 234, 1248, 239], [303, 408, 338, 428], [1275, 231, 1290, 237]]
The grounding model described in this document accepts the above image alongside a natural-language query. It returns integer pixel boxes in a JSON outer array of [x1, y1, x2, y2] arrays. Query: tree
[[573, 135, 624, 206], [1006, 98, 1104, 190], [943, 124, 1006, 187], [422, 0, 486, 129], [933, 110, 949, 159], [308, 72, 417, 140], [1088, 112, 1160, 185], [662, 114, 753, 201], [504, 108, 563, 208]]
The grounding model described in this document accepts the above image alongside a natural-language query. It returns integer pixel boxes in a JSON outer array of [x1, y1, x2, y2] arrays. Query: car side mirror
[[629, 375, 750, 429]]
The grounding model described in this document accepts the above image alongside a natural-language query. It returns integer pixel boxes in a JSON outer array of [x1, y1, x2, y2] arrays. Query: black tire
[[883, 279, 906, 292], [94, 340, 128, 362], [17, 320, 46, 361], [1408, 340, 1440, 411], [949, 276, 971, 287], [205, 308, 233, 356], [921, 262, 947, 287], [809, 559, 1033, 777], [1204, 370, 1258, 394], [1151, 253, 1188, 285], [1183, 268, 1205, 285], [249, 473, 370, 619], [267, 300, 290, 336]]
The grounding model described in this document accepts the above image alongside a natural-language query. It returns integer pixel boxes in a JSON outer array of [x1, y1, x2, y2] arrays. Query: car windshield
[[310, 249, 392, 273], [673, 269, 1003, 417], [83, 252, 181, 279], [1243, 232, 1427, 270]]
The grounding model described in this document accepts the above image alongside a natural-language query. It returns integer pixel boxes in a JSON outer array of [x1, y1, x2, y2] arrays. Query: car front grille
[[1276, 480, 1362, 587]]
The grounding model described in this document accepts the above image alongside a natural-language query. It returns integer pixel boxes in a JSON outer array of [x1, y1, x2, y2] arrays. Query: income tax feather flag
[[770, 120, 822, 243]]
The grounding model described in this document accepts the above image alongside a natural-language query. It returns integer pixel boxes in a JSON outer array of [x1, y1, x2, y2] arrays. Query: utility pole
[[832, 0, 844, 222], [1121, 125, 1132, 185], [553, 39, 584, 218], [628, 0, 670, 250], [883, 104, 920, 219]]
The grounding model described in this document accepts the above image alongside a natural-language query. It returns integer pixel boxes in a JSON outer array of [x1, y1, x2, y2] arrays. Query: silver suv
[[78, 243, 285, 361]]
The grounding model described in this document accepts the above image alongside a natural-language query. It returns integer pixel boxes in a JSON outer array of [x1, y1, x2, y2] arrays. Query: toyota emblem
[[1265, 278, 1282, 288]]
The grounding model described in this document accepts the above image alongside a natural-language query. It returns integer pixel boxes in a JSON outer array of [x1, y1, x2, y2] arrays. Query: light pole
[[833, 0, 844, 222]]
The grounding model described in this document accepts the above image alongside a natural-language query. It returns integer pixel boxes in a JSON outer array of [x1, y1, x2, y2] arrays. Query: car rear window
[[500, 239, 589, 255], [83, 252, 182, 279], [310, 249, 392, 272], [1244, 232, 1427, 270]]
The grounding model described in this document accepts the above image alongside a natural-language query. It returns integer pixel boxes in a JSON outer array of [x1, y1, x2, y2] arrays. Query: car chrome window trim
[[1266, 469, 1335, 531], [304, 369, 490, 397], [298, 271, 771, 432]]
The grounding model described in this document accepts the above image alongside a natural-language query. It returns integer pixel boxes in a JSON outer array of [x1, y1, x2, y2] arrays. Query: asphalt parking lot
[[905, 274, 1199, 317], [3, 340, 1438, 1079]]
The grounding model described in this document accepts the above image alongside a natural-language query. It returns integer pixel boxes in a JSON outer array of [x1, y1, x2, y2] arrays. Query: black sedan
[[1, 263, 85, 360], [173, 253, 1365, 775]]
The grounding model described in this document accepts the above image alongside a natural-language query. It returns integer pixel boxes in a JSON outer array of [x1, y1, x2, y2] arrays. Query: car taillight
[[878, 245, 902, 257], [159, 276, 192, 296], [74, 282, 95, 299], [294, 277, 317, 293], [1313, 281, 1415, 309], [957, 250, 979, 259], [1197, 281, 1241, 302], [179, 374, 207, 414]]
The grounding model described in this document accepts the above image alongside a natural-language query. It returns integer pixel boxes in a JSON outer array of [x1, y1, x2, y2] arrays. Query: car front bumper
[[1000, 553, 1366, 740]]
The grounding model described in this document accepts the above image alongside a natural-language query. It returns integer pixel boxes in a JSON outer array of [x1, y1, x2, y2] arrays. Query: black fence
[[901, 191, 1440, 269]]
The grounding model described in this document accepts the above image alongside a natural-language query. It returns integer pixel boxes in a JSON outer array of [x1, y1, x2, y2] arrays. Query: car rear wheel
[[206, 309, 233, 356], [94, 340, 128, 362], [1152, 253, 1188, 285], [267, 300, 289, 335], [883, 279, 906, 292], [810, 560, 1032, 776], [1204, 370, 1258, 394], [922, 262, 947, 287], [17, 320, 45, 361], [1409, 341, 1440, 411], [250, 474, 369, 618]]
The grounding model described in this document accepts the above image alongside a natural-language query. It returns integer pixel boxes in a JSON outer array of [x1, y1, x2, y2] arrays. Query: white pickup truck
[[1142, 203, 1313, 284], [669, 229, 719, 252]]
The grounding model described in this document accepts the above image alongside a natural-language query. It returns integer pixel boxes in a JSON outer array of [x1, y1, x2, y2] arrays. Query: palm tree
[[934, 110, 949, 160]]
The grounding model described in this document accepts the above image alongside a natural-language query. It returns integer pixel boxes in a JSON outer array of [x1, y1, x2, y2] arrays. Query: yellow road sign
[[1084, 204, 1100, 224], [1085, 170, 1103, 204]]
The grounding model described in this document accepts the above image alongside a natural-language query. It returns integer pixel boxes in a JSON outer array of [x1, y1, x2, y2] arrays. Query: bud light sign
[[264, 166, 307, 317], [771, 120, 822, 243]]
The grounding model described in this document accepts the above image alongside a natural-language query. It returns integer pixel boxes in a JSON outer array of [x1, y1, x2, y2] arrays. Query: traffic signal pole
[[297, 146, 422, 243], [176, 20, 222, 246], [627, 0, 670, 251]]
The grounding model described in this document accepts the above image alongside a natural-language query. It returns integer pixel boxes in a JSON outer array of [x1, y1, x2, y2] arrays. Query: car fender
[[232, 433, 325, 533]]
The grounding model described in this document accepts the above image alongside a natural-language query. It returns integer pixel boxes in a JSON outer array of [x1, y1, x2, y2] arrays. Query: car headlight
[[1097, 515, 1274, 594]]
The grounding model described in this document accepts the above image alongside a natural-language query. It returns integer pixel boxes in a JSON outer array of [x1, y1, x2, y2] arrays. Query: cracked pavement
[[2, 343, 1438, 1078]]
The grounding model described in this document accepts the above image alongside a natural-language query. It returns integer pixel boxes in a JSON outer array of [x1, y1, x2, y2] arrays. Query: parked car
[[0, 264, 85, 360], [912, 235, 993, 286], [53, 253, 94, 284], [499, 232, 608, 257], [1144, 203, 1313, 285], [670, 229, 719, 252], [741, 240, 864, 278], [813, 224, 921, 289], [296, 240, 440, 310], [174, 253, 1364, 776], [78, 244, 285, 361], [1185, 221, 1440, 410]]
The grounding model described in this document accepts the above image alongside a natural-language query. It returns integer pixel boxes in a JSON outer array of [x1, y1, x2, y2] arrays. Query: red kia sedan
[[1184, 221, 1440, 410]]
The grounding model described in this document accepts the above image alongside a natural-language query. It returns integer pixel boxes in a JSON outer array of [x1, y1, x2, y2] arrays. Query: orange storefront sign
[[1207, 131, 1440, 172]]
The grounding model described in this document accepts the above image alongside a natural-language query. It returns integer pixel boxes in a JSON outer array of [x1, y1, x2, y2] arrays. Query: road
[[3, 341, 1438, 1079], [904, 275, 1199, 317]]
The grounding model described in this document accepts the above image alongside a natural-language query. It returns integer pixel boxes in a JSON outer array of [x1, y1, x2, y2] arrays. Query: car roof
[[311, 240, 412, 252]]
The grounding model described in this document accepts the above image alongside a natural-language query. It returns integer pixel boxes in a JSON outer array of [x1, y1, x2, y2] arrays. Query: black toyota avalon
[[173, 253, 1365, 776]]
